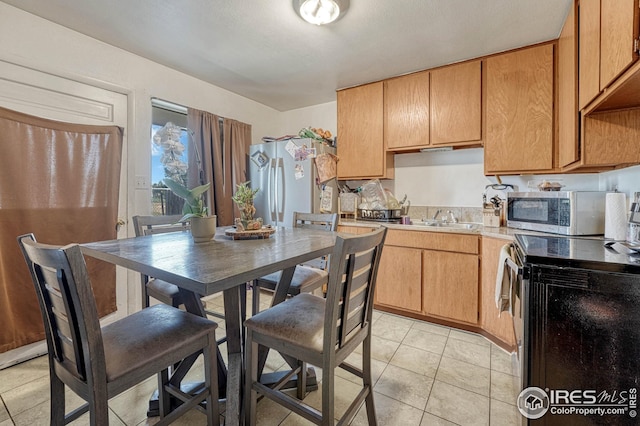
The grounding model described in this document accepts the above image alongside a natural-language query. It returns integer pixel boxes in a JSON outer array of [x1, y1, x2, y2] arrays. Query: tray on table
[[225, 227, 275, 240]]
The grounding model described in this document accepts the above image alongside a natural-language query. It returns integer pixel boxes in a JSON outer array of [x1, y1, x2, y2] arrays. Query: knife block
[[483, 205, 503, 227]]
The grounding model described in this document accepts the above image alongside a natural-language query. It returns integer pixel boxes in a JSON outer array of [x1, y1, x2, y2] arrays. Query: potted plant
[[163, 178, 216, 243], [231, 181, 260, 229]]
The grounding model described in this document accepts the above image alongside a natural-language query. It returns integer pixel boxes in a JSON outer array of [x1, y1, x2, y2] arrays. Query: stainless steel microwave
[[506, 191, 608, 235]]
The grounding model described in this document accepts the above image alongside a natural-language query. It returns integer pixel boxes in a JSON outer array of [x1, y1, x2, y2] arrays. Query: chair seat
[[244, 293, 325, 353], [256, 265, 328, 295], [146, 278, 183, 307], [103, 304, 217, 382]]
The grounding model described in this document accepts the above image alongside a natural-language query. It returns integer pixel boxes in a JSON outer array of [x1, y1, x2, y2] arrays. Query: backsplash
[[406, 205, 483, 224]]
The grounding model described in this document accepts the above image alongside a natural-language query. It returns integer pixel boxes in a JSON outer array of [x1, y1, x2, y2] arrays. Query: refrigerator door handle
[[277, 157, 285, 223], [269, 159, 276, 221]]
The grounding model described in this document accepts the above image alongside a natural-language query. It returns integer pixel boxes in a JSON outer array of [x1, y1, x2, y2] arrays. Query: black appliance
[[511, 234, 640, 425]]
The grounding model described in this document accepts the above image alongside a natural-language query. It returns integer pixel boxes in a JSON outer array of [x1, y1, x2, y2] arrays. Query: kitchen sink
[[413, 221, 481, 230]]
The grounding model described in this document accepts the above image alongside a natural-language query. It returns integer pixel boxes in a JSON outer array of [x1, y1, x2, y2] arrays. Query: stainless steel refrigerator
[[248, 138, 338, 227]]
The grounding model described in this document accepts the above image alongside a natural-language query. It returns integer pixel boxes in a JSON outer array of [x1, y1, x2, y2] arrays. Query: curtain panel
[[0, 106, 122, 353], [187, 109, 251, 226]]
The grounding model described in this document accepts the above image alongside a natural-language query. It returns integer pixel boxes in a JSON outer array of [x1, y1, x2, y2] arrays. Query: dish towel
[[495, 243, 515, 316]]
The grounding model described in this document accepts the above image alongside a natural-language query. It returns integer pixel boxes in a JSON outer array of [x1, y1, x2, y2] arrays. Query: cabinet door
[[558, 0, 580, 168], [485, 44, 554, 174], [600, 0, 639, 91], [423, 250, 478, 324], [583, 108, 640, 165], [384, 71, 430, 150], [337, 82, 392, 179], [579, 0, 601, 110], [375, 245, 422, 313], [430, 61, 482, 145], [480, 237, 516, 347]]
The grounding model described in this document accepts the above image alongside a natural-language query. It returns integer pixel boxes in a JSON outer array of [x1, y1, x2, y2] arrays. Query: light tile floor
[[0, 291, 522, 425]]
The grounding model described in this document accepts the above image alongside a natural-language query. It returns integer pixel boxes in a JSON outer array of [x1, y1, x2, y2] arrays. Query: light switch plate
[[135, 175, 148, 189]]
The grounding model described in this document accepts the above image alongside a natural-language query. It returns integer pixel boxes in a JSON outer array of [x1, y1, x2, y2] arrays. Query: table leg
[[223, 285, 243, 426], [147, 289, 228, 417]]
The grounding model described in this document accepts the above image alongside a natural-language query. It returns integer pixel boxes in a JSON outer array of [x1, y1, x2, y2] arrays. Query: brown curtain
[[187, 109, 252, 226], [0, 106, 123, 353]]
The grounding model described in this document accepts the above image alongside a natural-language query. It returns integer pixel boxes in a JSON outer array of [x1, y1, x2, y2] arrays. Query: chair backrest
[[17, 234, 104, 384], [323, 227, 387, 351], [292, 212, 338, 270], [132, 214, 190, 237]]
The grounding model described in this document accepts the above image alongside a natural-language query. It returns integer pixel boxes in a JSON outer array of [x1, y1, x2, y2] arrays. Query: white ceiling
[[1, 0, 572, 111]]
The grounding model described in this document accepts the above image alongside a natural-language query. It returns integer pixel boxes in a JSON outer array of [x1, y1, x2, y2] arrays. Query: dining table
[[81, 225, 338, 426]]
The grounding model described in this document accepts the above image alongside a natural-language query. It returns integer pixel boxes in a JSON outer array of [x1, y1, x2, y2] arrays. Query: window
[[151, 100, 188, 215]]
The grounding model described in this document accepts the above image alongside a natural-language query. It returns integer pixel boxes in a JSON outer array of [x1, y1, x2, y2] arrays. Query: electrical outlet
[[135, 175, 148, 189]]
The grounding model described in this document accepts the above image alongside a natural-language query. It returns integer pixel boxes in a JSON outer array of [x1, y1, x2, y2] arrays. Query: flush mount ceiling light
[[294, 0, 349, 25]]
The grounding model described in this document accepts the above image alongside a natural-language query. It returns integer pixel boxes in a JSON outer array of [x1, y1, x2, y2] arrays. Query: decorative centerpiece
[[163, 178, 216, 243], [226, 181, 273, 239], [231, 181, 261, 230]]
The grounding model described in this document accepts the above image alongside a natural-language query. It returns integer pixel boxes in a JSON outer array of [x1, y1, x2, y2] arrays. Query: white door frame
[[0, 59, 131, 368]]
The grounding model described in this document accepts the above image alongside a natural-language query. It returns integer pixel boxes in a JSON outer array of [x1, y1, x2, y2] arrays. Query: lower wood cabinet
[[375, 245, 422, 313], [373, 229, 480, 325], [340, 224, 514, 349], [423, 250, 479, 324], [480, 236, 516, 347]]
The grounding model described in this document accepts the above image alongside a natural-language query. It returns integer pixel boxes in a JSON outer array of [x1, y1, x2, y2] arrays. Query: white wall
[[0, 3, 281, 220], [2, 2, 639, 213], [279, 101, 337, 139]]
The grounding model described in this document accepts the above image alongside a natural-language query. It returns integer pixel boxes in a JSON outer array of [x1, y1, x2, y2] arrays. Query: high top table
[[81, 226, 337, 426]]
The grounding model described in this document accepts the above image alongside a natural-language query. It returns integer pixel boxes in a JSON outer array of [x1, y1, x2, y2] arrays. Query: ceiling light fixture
[[295, 0, 349, 25]]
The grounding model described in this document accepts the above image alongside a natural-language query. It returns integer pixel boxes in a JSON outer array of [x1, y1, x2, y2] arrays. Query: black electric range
[[515, 234, 640, 273], [512, 234, 640, 425]]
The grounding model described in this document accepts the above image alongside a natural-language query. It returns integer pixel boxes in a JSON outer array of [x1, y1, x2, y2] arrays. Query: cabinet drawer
[[337, 225, 378, 234], [385, 229, 479, 254]]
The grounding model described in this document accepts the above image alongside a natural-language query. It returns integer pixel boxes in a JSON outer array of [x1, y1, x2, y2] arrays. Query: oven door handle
[[505, 257, 521, 275], [505, 255, 529, 280]]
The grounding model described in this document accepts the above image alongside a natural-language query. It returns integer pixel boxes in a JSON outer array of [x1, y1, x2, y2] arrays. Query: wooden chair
[[133, 214, 242, 320], [251, 212, 338, 315], [132, 214, 189, 309], [17, 233, 219, 426], [244, 227, 387, 425]]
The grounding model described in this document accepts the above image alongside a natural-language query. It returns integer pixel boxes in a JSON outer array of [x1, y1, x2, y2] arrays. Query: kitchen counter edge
[[338, 219, 568, 240]]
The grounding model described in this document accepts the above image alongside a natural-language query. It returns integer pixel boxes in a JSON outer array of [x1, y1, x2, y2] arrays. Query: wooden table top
[[81, 226, 337, 296]]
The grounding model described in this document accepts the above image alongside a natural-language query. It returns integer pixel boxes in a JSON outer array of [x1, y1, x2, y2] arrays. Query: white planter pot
[[190, 216, 217, 243]]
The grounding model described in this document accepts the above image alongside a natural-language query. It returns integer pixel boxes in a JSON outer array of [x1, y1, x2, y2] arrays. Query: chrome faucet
[[432, 209, 458, 223]]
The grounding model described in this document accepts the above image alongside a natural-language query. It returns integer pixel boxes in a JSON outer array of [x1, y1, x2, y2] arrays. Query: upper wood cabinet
[[579, 0, 601, 109], [337, 82, 394, 180], [559, 0, 640, 171], [430, 60, 482, 146], [582, 109, 640, 167], [384, 61, 482, 151], [485, 44, 555, 175], [559, 0, 580, 168], [384, 71, 430, 151], [579, 0, 640, 110], [600, 0, 639, 90]]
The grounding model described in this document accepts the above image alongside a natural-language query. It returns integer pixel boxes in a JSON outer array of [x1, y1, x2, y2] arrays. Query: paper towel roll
[[605, 193, 627, 241]]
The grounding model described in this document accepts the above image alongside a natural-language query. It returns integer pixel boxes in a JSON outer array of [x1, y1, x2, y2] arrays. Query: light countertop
[[338, 219, 580, 241]]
